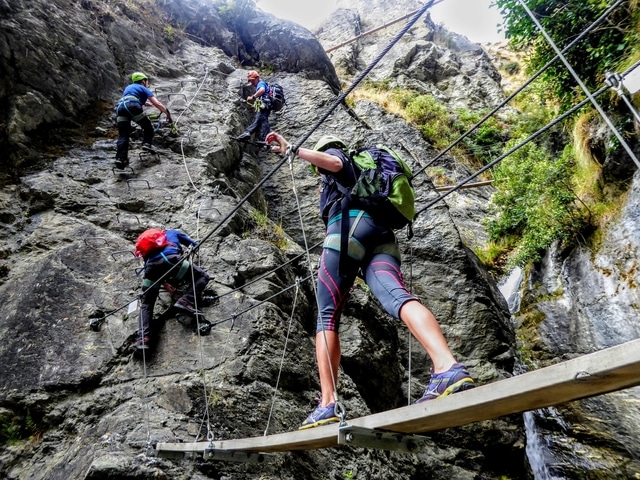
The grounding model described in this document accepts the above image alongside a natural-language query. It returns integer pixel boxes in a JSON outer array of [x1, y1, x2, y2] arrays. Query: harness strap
[[323, 234, 366, 262], [119, 95, 139, 103], [175, 259, 190, 281], [117, 96, 146, 123], [371, 241, 401, 260], [339, 197, 350, 276], [329, 209, 369, 268], [159, 252, 191, 280], [324, 235, 400, 261]]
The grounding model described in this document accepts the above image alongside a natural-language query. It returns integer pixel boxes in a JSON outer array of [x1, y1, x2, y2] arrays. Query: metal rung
[[338, 425, 429, 453], [168, 93, 188, 102], [126, 179, 151, 190]]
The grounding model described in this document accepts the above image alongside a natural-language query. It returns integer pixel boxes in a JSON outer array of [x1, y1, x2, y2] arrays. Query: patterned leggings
[[316, 210, 417, 332]]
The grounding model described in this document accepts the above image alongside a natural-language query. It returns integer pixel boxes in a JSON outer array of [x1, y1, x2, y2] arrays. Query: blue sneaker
[[299, 403, 339, 430], [415, 363, 475, 403]]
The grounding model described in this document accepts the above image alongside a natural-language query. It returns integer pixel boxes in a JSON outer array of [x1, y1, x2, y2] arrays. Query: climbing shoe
[[415, 363, 475, 403], [235, 132, 251, 141], [299, 403, 339, 430], [141, 143, 156, 153], [174, 299, 203, 315]]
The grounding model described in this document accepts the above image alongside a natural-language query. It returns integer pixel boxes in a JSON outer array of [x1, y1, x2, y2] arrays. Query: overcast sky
[[257, 0, 505, 44]]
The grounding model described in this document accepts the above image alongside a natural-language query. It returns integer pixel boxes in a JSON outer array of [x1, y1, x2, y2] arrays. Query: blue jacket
[[120, 83, 154, 105], [146, 229, 197, 263], [255, 80, 271, 107]]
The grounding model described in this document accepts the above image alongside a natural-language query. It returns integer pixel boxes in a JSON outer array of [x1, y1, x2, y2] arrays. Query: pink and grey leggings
[[316, 210, 417, 333]]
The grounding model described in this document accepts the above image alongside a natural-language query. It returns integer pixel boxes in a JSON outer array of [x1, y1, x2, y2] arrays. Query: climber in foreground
[[114, 72, 172, 169], [235, 70, 272, 143], [132, 228, 210, 352], [265, 131, 475, 430]]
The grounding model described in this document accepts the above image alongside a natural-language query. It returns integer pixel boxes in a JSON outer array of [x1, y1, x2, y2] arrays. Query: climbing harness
[[116, 96, 147, 123]]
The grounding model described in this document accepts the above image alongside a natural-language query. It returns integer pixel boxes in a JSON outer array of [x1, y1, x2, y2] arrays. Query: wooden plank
[[157, 338, 640, 456]]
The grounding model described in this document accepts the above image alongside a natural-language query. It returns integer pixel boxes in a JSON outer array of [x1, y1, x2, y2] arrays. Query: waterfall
[[499, 267, 560, 479], [498, 266, 522, 314]]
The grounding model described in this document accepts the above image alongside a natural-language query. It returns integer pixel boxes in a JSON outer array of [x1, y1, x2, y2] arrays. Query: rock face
[[517, 170, 640, 477], [0, 0, 592, 479], [318, 0, 505, 110]]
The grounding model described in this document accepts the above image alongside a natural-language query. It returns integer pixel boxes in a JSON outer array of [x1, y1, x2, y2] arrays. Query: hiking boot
[[235, 132, 250, 141], [114, 158, 128, 169], [174, 299, 203, 315], [141, 143, 156, 152], [415, 363, 475, 403], [299, 403, 339, 430], [131, 337, 150, 352]]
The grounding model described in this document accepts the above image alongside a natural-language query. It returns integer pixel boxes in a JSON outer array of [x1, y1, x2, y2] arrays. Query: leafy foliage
[[389, 89, 510, 164], [487, 141, 587, 266], [494, 0, 638, 109]]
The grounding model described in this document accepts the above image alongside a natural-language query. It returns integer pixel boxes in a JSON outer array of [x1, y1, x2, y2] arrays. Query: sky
[[256, 0, 505, 44]]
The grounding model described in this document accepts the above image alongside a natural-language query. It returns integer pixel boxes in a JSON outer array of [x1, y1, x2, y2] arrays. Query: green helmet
[[131, 72, 148, 83], [313, 135, 347, 152], [310, 135, 348, 175]]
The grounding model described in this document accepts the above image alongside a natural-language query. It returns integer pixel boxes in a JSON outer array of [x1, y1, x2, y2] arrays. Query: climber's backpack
[[340, 145, 416, 230], [134, 228, 172, 259], [268, 83, 286, 112]]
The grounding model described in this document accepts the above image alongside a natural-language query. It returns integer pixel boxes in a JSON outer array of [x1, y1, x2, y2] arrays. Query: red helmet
[[247, 70, 260, 80]]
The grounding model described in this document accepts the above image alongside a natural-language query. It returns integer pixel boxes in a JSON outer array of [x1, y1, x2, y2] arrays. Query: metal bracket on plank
[[338, 425, 429, 453]]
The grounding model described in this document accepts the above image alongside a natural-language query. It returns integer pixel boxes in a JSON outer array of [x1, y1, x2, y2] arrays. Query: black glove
[[166, 110, 173, 123]]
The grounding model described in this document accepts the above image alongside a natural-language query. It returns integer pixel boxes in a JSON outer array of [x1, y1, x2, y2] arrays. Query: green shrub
[[487, 142, 586, 266]]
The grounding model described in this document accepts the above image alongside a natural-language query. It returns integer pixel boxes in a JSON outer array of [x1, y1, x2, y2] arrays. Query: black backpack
[[268, 83, 286, 112], [346, 146, 416, 229]]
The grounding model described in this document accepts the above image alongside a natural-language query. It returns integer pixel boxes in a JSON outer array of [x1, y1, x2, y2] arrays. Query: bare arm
[[248, 86, 266, 102], [149, 96, 172, 121], [265, 132, 343, 173]]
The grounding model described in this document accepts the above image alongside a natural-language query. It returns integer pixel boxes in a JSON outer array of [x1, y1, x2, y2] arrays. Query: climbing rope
[[183, 251, 217, 442], [285, 143, 346, 413], [263, 277, 301, 436]]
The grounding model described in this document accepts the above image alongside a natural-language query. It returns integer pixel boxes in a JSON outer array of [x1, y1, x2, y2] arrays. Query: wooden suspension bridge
[[156, 337, 640, 461]]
